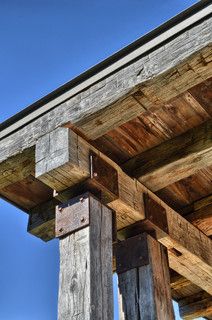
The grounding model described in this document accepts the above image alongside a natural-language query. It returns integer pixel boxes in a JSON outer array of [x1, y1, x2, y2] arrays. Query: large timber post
[[56, 193, 114, 319], [116, 233, 174, 320], [26, 126, 212, 319]]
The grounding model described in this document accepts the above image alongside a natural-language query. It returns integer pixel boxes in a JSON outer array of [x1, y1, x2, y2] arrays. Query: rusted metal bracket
[[55, 192, 117, 239], [143, 194, 169, 234], [55, 192, 90, 238], [117, 193, 168, 240], [87, 152, 119, 204], [115, 233, 149, 274]]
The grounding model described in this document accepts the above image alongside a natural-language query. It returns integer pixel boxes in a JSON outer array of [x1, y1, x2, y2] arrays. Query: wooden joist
[[186, 203, 212, 237], [182, 194, 212, 237], [178, 292, 212, 320], [32, 127, 212, 294], [123, 120, 212, 191]]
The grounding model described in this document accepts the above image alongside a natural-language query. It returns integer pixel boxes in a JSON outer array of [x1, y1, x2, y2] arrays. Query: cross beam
[[29, 127, 212, 295]]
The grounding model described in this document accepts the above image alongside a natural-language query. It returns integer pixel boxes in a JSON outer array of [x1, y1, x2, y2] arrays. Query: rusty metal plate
[[88, 152, 119, 203], [115, 233, 149, 274], [144, 194, 169, 234], [55, 193, 90, 238]]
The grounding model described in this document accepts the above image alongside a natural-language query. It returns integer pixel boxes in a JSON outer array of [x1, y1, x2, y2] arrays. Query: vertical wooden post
[[116, 233, 174, 320], [56, 193, 114, 320]]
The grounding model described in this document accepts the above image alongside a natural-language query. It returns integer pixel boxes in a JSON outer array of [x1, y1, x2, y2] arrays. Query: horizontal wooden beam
[[32, 127, 212, 294], [0, 148, 34, 189], [179, 292, 212, 320], [123, 120, 212, 191], [0, 18, 211, 164], [170, 272, 202, 301], [186, 203, 212, 237], [35, 127, 145, 230], [182, 195, 212, 237]]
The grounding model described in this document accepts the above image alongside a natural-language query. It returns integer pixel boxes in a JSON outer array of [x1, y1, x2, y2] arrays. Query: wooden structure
[[0, 2, 212, 319]]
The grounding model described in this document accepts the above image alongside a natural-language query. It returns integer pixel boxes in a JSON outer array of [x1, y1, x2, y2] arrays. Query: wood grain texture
[[0, 148, 34, 189], [123, 120, 212, 191], [0, 175, 53, 210], [28, 199, 59, 241], [156, 166, 212, 211], [170, 272, 202, 301], [179, 292, 212, 320], [118, 234, 174, 320], [58, 195, 113, 320], [95, 87, 211, 164], [36, 127, 145, 230], [0, 18, 211, 164], [186, 203, 212, 237], [34, 128, 212, 294]]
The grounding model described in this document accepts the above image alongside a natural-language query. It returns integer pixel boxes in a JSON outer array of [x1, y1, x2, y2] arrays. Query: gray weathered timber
[[118, 234, 174, 320], [0, 17, 211, 163], [58, 195, 113, 320], [29, 128, 212, 294]]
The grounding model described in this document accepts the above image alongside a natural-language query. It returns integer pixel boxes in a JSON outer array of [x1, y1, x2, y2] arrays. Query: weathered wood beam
[[178, 292, 212, 320], [1, 17, 211, 164], [186, 203, 212, 237], [28, 199, 59, 242], [116, 233, 174, 319], [35, 127, 145, 230], [57, 193, 113, 320], [170, 272, 202, 301], [32, 127, 212, 294], [123, 120, 212, 191], [181, 194, 212, 237], [0, 148, 34, 189]]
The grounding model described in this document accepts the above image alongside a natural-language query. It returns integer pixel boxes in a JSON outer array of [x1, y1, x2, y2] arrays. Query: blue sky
[[0, 1, 199, 319]]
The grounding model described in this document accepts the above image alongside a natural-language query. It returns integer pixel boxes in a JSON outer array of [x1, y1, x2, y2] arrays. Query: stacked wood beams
[[31, 127, 212, 295]]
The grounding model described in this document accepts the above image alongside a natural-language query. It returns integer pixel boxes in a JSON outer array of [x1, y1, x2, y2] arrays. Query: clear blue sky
[[0, 1, 200, 319]]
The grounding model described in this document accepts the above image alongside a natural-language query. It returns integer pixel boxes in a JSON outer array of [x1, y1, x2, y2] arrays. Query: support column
[[116, 233, 174, 320], [56, 193, 114, 320]]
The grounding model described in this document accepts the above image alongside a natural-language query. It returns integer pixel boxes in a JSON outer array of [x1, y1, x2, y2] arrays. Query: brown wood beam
[[0, 148, 34, 189], [186, 203, 212, 237], [178, 292, 212, 320], [170, 272, 202, 301], [182, 194, 212, 237], [123, 120, 212, 191], [31, 127, 212, 295]]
